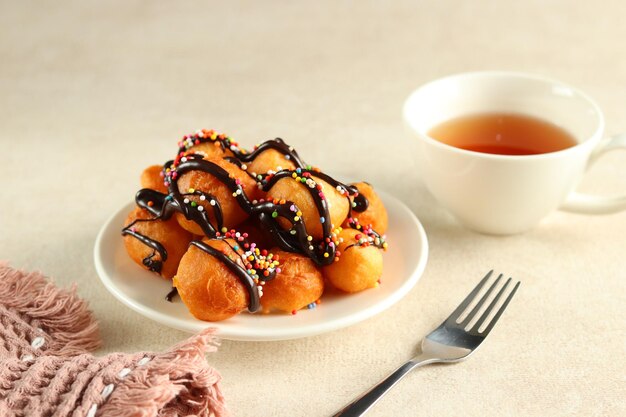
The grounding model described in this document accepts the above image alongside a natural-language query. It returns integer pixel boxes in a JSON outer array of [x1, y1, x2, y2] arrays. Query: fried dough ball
[[266, 176, 349, 239], [260, 249, 324, 314], [349, 182, 388, 234], [322, 228, 383, 293], [140, 165, 168, 194], [174, 239, 248, 321], [123, 207, 192, 279], [246, 149, 296, 176], [175, 157, 258, 235], [188, 141, 233, 159]]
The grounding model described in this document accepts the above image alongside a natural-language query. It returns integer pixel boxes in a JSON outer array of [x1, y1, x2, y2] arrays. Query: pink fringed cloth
[[0, 263, 229, 417]]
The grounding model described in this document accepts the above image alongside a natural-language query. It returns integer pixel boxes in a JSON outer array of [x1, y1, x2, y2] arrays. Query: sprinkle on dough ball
[[188, 142, 234, 159], [266, 176, 349, 239], [246, 149, 296, 176], [350, 182, 388, 234], [322, 228, 383, 293], [260, 249, 324, 314], [174, 239, 249, 322], [237, 218, 275, 249], [175, 157, 258, 235]]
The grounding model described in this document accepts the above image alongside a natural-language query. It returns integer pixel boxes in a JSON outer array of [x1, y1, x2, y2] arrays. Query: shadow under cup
[[403, 72, 604, 235]]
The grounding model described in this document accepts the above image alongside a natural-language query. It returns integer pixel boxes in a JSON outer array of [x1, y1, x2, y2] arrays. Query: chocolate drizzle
[[121, 219, 168, 274], [165, 287, 178, 302], [189, 240, 267, 312], [123, 132, 384, 313], [179, 136, 306, 170], [352, 194, 369, 212], [160, 152, 358, 265]]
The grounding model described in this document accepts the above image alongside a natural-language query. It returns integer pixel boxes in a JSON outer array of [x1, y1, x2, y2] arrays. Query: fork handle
[[332, 358, 428, 417]]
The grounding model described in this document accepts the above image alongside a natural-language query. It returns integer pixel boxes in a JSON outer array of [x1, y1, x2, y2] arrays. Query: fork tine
[[478, 281, 520, 335], [471, 277, 512, 331], [446, 270, 493, 324], [459, 273, 503, 326]]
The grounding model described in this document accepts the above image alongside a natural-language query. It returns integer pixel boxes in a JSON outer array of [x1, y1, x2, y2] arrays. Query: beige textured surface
[[1, 1, 625, 416]]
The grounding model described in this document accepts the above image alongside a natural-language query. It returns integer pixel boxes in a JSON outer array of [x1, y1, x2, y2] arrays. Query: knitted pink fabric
[[0, 263, 101, 360], [0, 263, 229, 417]]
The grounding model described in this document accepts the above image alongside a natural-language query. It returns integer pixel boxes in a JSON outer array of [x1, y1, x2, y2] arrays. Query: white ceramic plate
[[94, 190, 428, 341]]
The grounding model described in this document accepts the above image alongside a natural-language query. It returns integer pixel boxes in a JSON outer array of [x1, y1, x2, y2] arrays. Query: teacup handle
[[560, 133, 626, 214]]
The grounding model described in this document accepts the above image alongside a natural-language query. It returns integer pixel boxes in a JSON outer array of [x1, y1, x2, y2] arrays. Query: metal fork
[[333, 271, 520, 417]]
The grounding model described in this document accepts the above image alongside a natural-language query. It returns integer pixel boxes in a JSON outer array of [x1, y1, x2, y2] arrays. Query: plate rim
[[93, 190, 428, 341]]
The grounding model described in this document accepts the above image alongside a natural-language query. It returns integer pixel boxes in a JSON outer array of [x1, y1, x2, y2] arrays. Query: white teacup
[[403, 71, 626, 235]]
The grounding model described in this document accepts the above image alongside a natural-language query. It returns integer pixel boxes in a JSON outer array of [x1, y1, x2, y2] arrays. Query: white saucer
[[94, 190, 428, 341]]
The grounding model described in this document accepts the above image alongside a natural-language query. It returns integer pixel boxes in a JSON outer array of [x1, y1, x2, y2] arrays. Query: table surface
[[1, 1, 625, 416]]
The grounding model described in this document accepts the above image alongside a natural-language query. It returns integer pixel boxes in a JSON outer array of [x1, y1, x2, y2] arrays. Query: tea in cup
[[403, 71, 626, 234]]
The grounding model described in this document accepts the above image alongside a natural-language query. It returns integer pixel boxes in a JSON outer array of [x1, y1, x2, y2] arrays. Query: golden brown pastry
[[245, 148, 296, 176], [260, 249, 324, 314], [348, 182, 388, 234], [174, 156, 258, 235], [122, 207, 192, 279], [266, 175, 349, 240], [140, 165, 168, 194], [322, 228, 383, 293], [174, 238, 249, 321]]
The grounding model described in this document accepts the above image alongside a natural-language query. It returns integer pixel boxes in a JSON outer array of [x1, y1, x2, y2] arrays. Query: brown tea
[[428, 113, 578, 155]]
